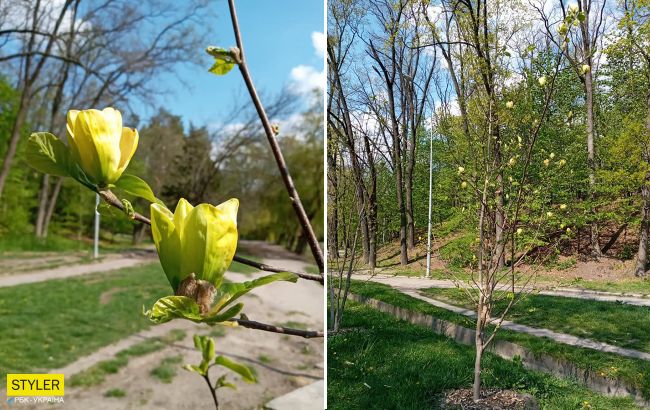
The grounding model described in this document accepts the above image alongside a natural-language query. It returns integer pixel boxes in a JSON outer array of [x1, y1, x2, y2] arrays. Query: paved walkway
[[364, 275, 650, 362], [361, 273, 650, 307]]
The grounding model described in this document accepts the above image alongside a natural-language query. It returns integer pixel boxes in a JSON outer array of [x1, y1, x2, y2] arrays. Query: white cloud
[[289, 64, 325, 95], [288, 31, 325, 97], [311, 31, 326, 59]]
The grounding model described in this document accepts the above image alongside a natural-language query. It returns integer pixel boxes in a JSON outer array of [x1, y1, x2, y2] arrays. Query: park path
[[0, 250, 156, 288], [359, 273, 650, 306], [19, 241, 323, 410], [363, 274, 650, 362]]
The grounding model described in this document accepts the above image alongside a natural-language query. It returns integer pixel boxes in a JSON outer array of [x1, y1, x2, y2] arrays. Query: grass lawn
[[557, 277, 650, 295], [328, 301, 639, 409], [347, 280, 650, 400], [421, 287, 650, 353], [228, 253, 261, 275], [0, 263, 170, 382]]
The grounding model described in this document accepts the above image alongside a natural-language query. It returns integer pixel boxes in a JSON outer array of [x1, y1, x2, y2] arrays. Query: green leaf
[[202, 338, 215, 363], [209, 59, 235, 75], [193, 334, 205, 350], [206, 47, 237, 75], [577, 12, 586, 22], [25, 132, 72, 177], [114, 174, 164, 205], [182, 364, 206, 376], [144, 296, 244, 324], [213, 272, 298, 312], [214, 356, 256, 383], [215, 375, 237, 390]]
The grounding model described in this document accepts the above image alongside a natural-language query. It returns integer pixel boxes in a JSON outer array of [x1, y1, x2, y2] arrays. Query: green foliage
[[438, 233, 476, 268]]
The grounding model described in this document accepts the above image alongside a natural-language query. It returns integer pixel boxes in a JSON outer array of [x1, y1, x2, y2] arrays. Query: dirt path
[[24, 242, 323, 409], [0, 250, 156, 288], [361, 273, 650, 306]]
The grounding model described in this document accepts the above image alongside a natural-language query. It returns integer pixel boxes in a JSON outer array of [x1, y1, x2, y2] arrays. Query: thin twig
[[97, 190, 323, 284], [202, 374, 219, 409], [226, 0, 324, 273], [234, 318, 324, 338], [232, 255, 323, 284]]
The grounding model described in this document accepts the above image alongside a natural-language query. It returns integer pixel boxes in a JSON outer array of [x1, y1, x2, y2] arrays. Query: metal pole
[[426, 115, 434, 278], [94, 193, 100, 259]]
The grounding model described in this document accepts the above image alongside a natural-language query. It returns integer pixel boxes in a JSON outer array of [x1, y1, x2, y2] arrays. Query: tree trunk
[[42, 177, 63, 237], [327, 149, 339, 261], [635, 180, 649, 277], [363, 135, 378, 270], [405, 82, 416, 250], [472, 295, 486, 401], [35, 174, 50, 237], [636, 91, 650, 277], [0, 87, 30, 199], [579, 1, 601, 258]]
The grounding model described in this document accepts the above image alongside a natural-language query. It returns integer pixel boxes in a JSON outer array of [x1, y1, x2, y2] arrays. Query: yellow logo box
[[6, 374, 64, 396]]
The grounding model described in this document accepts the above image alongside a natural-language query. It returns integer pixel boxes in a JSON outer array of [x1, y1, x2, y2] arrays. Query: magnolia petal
[[115, 127, 139, 176], [216, 198, 239, 227], [72, 109, 122, 185], [101, 107, 123, 139], [180, 203, 238, 287], [151, 203, 182, 290], [173, 198, 194, 238], [66, 110, 79, 137]]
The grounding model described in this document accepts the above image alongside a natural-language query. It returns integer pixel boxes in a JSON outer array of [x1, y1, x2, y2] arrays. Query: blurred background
[[0, 0, 324, 256]]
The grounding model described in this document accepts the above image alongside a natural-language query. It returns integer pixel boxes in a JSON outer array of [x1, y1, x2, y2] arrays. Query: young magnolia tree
[[24, 1, 324, 408], [427, 0, 578, 401]]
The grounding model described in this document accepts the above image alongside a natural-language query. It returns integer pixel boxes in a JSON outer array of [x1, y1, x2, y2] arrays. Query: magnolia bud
[[538, 76, 547, 86], [506, 101, 514, 109]]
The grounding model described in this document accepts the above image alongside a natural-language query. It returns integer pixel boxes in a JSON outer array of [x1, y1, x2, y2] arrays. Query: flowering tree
[[24, 1, 323, 408]]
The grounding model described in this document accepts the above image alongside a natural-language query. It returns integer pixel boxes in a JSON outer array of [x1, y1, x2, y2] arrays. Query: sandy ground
[[17, 241, 324, 410]]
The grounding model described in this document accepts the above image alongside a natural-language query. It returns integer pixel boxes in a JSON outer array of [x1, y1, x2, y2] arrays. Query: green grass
[[69, 330, 185, 387], [150, 355, 184, 383], [228, 253, 261, 275], [0, 235, 86, 253], [347, 280, 650, 399], [421, 287, 650, 353], [0, 263, 169, 382], [304, 265, 320, 275], [558, 277, 650, 295], [328, 301, 639, 409], [257, 354, 273, 364], [437, 233, 476, 268], [104, 388, 126, 398]]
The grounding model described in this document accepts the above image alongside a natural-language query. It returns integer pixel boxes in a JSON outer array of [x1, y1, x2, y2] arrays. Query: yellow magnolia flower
[[66, 108, 138, 186], [150, 198, 239, 292], [506, 101, 514, 109]]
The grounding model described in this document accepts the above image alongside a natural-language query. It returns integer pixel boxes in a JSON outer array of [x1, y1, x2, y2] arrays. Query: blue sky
[[141, 0, 325, 131]]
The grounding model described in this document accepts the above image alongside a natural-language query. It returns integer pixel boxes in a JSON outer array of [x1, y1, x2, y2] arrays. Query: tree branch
[[234, 318, 324, 338], [225, 0, 324, 273]]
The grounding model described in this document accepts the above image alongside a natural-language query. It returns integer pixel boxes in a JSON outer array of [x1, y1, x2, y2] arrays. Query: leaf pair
[[143, 271, 298, 324], [183, 335, 256, 388], [206, 46, 238, 75]]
